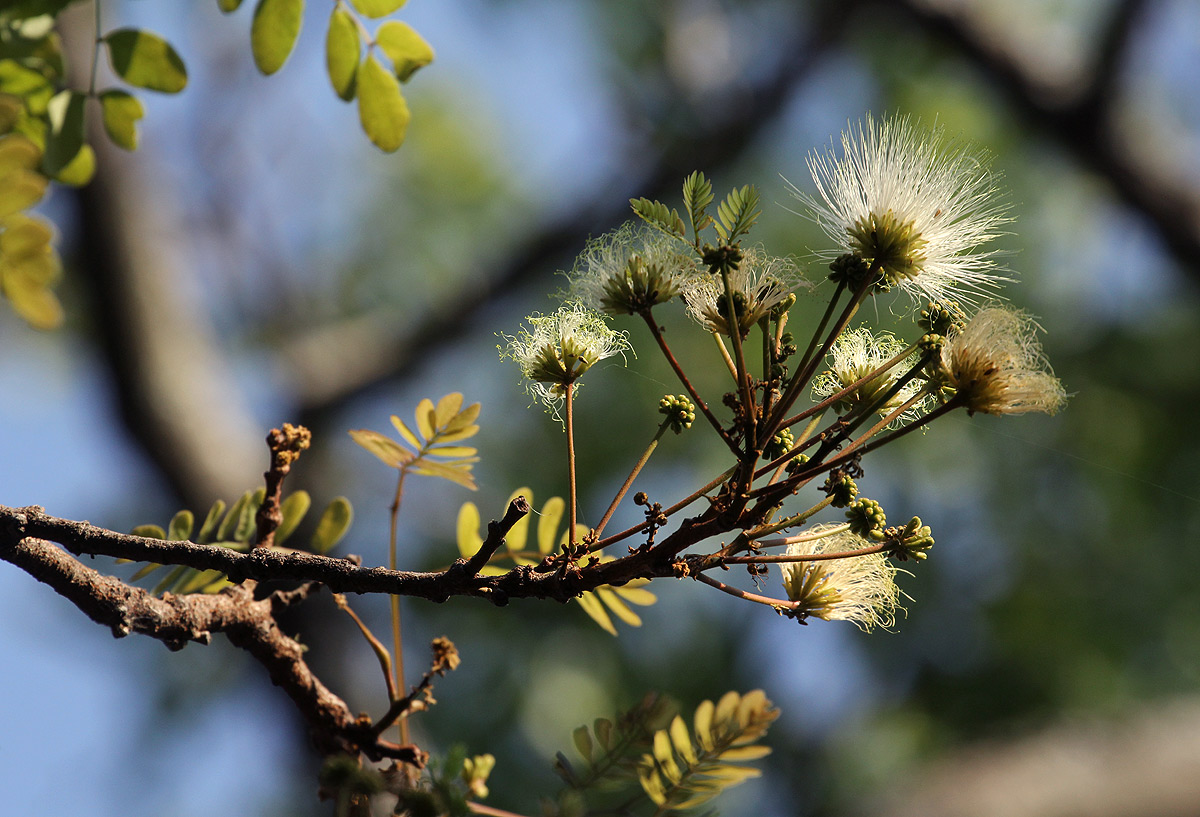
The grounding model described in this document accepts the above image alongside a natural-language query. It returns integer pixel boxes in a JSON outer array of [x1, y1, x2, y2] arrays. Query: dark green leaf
[[40, 88, 83, 176], [325, 7, 359, 101], [217, 0, 244, 11], [234, 487, 266, 542], [311, 496, 352, 554], [356, 53, 409, 152], [104, 29, 188, 93], [98, 89, 143, 150], [251, 0, 304, 76]]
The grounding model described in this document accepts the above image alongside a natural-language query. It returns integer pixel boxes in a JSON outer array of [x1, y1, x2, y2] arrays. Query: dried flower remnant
[[779, 524, 902, 631], [940, 307, 1067, 416], [793, 114, 1010, 304]]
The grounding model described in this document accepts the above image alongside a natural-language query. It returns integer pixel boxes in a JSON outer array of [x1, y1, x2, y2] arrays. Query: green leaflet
[[251, 0, 304, 75], [356, 53, 409, 152], [99, 90, 144, 151], [636, 689, 778, 812], [325, 7, 360, 101], [104, 29, 188, 93], [376, 20, 433, 82], [350, 393, 480, 489], [350, 0, 407, 18]]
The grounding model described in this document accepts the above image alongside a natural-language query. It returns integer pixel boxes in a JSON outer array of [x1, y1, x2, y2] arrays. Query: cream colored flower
[[812, 326, 928, 421], [940, 307, 1066, 415], [792, 114, 1010, 304], [499, 302, 631, 412], [779, 524, 901, 631], [568, 222, 698, 314], [681, 248, 805, 336]]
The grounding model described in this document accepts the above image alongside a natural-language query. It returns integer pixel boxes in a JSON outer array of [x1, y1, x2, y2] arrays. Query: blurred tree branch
[[284, 0, 1199, 429]]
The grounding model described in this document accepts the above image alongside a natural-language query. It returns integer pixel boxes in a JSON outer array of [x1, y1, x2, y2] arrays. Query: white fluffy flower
[[779, 524, 902, 631], [499, 302, 631, 412], [792, 114, 1010, 304], [567, 222, 698, 314], [812, 326, 928, 422]]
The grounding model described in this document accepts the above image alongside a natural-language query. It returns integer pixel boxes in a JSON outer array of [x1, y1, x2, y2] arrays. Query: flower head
[[779, 525, 902, 631], [682, 247, 806, 336], [812, 326, 929, 422], [500, 302, 631, 413], [568, 222, 698, 315], [792, 114, 1010, 304], [939, 306, 1066, 415]]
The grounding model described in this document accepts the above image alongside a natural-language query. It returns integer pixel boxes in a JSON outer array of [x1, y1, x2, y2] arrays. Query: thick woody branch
[[0, 533, 421, 765]]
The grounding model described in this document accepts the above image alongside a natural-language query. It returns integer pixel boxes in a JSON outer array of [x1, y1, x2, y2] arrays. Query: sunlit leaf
[[576, 592, 616, 636], [426, 444, 476, 458], [433, 392, 463, 427], [410, 458, 477, 489], [0, 168, 45, 217], [234, 488, 265, 542], [131, 524, 166, 539], [536, 495, 562, 555], [348, 428, 414, 468], [350, 0, 407, 18], [376, 20, 433, 82], [414, 397, 435, 441], [456, 501, 483, 558], [276, 490, 311, 544], [595, 587, 642, 627], [311, 496, 352, 554], [105, 29, 187, 93], [218, 0, 244, 11], [356, 53, 409, 152], [99, 89, 143, 150], [251, 0, 303, 76], [50, 141, 93, 186], [325, 7, 359, 101], [389, 414, 422, 449]]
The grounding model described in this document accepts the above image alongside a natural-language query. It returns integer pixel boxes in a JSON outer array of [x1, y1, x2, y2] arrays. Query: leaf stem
[[89, 0, 103, 98], [388, 469, 408, 746], [640, 311, 740, 457], [593, 421, 669, 538], [566, 382, 577, 548]]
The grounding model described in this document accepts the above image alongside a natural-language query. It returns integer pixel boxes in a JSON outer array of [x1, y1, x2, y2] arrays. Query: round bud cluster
[[919, 301, 966, 336], [763, 428, 794, 460], [888, 516, 934, 561], [823, 472, 859, 508], [784, 453, 810, 475], [658, 394, 696, 434], [918, 332, 946, 354], [846, 498, 887, 541], [825, 253, 873, 287]]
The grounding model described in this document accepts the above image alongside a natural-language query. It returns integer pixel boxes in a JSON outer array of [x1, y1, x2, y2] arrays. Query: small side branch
[[462, 497, 531, 576]]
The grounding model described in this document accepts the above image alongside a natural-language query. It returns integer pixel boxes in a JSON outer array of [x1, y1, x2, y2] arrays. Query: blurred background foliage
[[1, 0, 1199, 815]]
